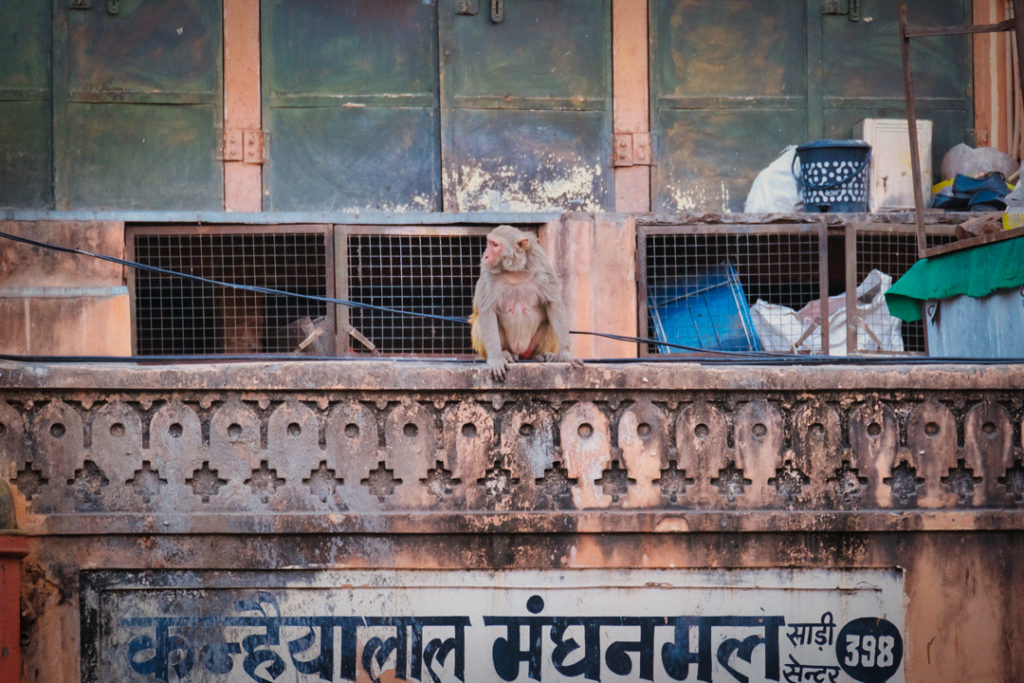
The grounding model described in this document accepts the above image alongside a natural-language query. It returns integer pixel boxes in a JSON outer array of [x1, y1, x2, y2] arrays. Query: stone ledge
[[2, 359, 1023, 391], [15, 509, 1024, 536]]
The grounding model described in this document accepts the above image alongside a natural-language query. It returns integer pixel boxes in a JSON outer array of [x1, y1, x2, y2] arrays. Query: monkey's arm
[[542, 299, 583, 368], [473, 307, 514, 381]]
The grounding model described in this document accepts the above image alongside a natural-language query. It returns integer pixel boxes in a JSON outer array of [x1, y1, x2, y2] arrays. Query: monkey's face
[[483, 237, 505, 270]]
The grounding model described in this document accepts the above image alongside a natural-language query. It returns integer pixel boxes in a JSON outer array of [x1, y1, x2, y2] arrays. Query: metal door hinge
[[224, 129, 266, 164], [614, 132, 651, 167]]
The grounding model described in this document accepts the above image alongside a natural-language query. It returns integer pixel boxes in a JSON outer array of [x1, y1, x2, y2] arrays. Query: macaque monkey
[[469, 225, 582, 380]]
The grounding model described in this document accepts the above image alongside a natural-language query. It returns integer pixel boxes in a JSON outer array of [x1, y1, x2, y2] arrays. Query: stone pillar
[[540, 214, 639, 359], [0, 221, 130, 356]]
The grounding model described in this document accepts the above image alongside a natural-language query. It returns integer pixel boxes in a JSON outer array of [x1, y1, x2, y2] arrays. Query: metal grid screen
[[855, 229, 957, 353], [344, 232, 484, 355], [132, 231, 329, 355], [644, 231, 822, 355]]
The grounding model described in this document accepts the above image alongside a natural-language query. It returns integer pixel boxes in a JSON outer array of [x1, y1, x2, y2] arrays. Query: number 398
[[844, 634, 896, 668]]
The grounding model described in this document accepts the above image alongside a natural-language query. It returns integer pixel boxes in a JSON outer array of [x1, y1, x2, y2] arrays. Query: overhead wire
[[1, 228, 1020, 365]]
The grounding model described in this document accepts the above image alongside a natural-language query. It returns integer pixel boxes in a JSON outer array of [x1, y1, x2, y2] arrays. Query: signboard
[[81, 569, 905, 683]]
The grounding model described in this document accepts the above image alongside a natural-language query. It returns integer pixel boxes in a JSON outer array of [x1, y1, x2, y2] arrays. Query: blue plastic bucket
[[794, 139, 871, 212], [648, 260, 761, 353]]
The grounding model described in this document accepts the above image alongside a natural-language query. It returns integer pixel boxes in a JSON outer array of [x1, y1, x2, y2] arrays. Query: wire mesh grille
[[345, 232, 484, 355], [855, 229, 958, 353], [132, 231, 329, 355], [644, 231, 822, 354]]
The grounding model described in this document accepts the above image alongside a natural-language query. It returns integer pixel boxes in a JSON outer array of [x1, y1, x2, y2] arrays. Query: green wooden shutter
[[55, 0, 223, 210], [651, 0, 973, 213], [439, 0, 613, 212], [0, 3, 52, 208], [262, 0, 441, 212]]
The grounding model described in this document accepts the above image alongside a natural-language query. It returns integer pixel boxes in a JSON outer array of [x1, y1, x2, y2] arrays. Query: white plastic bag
[[743, 145, 802, 213], [751, 270, 904, 355]]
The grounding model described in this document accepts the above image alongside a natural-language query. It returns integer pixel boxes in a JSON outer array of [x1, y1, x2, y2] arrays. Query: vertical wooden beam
[[1012, 0, 1024, 161], [898, 3, 928, 258], [613, 0, 650, 212], [974, 0, 1014, 152], [223, 0, 263, 212]]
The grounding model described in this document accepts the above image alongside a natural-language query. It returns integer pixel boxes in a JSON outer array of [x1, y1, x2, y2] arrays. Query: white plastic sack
[[743, 145, 802, 213], [751, 269, 904, 355]]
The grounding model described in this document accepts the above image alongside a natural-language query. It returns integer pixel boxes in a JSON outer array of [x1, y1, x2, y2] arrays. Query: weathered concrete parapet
[[1, 360, 1022, 534]]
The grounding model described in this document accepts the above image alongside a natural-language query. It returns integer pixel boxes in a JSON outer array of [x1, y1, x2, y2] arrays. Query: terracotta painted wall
[[0, 222, 130, 357], [2, 362, 1023, 681]]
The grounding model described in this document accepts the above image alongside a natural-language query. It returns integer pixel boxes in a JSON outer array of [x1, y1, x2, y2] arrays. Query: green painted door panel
[[651, 0, 973, 213], [263, 0, 612, 213], [651, 0, 809, 213], [54, 0, 223, 209], [822, 0, 972, 175], [65, 103, 221, 209], [0, 3, 52, 207], [651, 0, 808, 213], [445, 108, 610, 212], [657, 108, 808, 211], [262, 0, 440, 211], [268, 107, 440, 212], [440, 0, 613, 212]]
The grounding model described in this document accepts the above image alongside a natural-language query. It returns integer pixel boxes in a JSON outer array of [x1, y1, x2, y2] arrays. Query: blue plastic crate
[[648, 260, 762, 353]]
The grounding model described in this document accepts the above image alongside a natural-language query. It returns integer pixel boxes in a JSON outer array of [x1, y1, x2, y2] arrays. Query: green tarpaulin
[[886, 234, 1024, 322]]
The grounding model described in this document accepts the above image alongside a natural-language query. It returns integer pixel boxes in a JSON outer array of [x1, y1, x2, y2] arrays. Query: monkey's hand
[[487, 350, 516, 381], [538, 350, 583, 369]]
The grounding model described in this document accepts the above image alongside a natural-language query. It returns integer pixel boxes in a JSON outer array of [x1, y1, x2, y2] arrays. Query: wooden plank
[[903, 19, 1016, 38], [923, 225, 1024, 258], [613, 0, 650, 212], [223, 0, 262, 212]]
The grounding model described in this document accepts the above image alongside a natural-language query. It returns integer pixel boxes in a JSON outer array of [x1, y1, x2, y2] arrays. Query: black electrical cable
[[0, 229, 466, 324], [0, 228, 776, 357]]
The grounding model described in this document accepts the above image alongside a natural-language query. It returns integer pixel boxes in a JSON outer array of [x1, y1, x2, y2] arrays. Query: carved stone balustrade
[[2, 360, 1022, 536]]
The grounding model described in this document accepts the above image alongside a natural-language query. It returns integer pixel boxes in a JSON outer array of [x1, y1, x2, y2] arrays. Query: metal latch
[[68, 0, 120, 14], [490, 0, 504, 23], [822, 0, 861, 21]]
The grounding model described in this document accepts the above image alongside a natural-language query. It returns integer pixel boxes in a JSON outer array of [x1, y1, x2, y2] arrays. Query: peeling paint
[[666, 179, 731, 213], [455, 157, 603, 212]]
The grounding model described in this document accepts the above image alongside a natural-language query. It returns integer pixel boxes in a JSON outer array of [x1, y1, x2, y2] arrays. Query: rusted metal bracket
[[899, 0, 1024, 258], [223, 129, 266, 164], [454, 0, 478, 16], [613, 133, 652, 167]]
